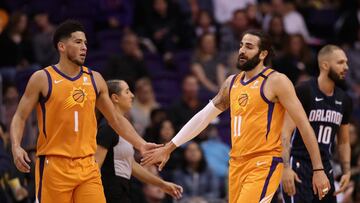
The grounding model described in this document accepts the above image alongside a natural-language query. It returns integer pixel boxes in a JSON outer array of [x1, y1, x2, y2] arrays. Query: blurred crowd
[[0, 0, 360, 202]]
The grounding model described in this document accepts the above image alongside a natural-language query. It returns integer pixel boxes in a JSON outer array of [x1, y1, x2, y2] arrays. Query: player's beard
[[68, 53, 84, 66], [236, 51, 261, 71], [328, 67, 346, 87]]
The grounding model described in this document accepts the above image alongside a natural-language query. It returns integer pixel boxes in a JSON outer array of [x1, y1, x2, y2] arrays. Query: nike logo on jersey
[[54, 79, 63, 84], [256, 161, 267, 166], [315, 97, 323, 101], [335, 100, 342, 105]]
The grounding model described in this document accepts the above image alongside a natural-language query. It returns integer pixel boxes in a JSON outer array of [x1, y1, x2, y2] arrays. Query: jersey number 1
[[318, 125, 331, 144], [74, 111, 79, 132]]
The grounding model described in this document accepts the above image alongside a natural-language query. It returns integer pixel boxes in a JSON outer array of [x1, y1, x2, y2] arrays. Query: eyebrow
[[241, 42, 256, 46]]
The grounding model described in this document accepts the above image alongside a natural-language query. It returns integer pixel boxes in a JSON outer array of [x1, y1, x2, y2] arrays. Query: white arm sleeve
[[171, 101, 223, 146]]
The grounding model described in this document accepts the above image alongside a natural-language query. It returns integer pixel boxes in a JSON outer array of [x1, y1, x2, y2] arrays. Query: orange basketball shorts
[[35, 155, 106, 203], [228, 155, 283, 203]]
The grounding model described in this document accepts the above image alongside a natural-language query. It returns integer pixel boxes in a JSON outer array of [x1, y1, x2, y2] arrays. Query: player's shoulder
[[29, 68, 51, 83], [266, 71, 291, 86], [334, 86, 350, 101]]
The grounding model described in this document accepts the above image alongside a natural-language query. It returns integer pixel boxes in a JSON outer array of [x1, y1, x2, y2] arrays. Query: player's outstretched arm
[[281, 112, 302, 196], [132, 161, 183, 199], [140, 75, 234, 169], [10, 70, 46, 173], [334, 124, 351, 195], [93, 71, 161, 154], [270, 73, 330, 200]]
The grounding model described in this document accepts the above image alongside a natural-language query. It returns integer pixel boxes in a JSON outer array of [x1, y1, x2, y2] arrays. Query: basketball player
[[10, 20, 160, 203], [95, 80, 183, 203], [282, 45, 352, 203], [141, 30, 330, 203]]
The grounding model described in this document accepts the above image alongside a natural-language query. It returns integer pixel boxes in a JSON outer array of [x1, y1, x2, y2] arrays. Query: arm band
[[171, 101, 223, 146]]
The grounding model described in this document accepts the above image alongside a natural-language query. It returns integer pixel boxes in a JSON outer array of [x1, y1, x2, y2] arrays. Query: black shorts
[[282, 157, 336, 203], [102, 176, 131, 203]]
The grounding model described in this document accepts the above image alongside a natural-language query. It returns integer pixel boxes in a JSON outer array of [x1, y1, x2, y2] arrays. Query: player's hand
[[334, 173, 351, 195], [141, 142, 176, 171], [139, 142, 164, 157], [312, 170, 331, 200], [12, 145, 31, 173], [282, 167, 302, 196], [161, 181, 183, 199]]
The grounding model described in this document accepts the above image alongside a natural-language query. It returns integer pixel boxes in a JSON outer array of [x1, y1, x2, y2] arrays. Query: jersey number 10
[[317, 125, 331, 144]]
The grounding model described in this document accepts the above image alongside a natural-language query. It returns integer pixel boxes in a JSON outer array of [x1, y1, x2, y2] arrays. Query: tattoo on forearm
[[282, 136, 290, 168]]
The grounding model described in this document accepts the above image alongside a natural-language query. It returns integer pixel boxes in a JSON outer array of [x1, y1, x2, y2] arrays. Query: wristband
[[313, 168, 324, 172]]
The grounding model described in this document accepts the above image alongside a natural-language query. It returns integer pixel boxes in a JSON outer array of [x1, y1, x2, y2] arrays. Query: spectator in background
[[335, 0, 360, 46], [143, 108, 168, 140], [2, 84, 36, 151], [267, 14, 289, 57], [0, 122, 11, 203], [272, 34, 316, 84], [263, 0, 311, 42], [105, 32, 149, 89], [200, 124, 229, 198], [194, 10, 218, 39], [0, 122, 30, 203], [191, 33, 226, 98], [145, 119, 175, 144], [143, 0, 185, 54], [212, 0, 256, 24], [130, 78, 159, 136], [0, 11, 34, 68], [141, 166, 170, 203], [345, 27, 360, 90], [2, 84, 19, 130], [177, 0, 214, 24], [245, 3, 261, 29], [220, 9, 249, 55], [32, 10, 58, 67], [168, 75, 204, 131], [97, 0, 134, 30], [144, 119, 183, 175], [173, 141, 219, 202]]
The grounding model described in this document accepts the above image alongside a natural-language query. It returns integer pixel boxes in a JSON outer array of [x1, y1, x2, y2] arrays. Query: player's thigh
[[73, 164, 106, 203], [238, 157, 283, 203], [35, 156, 74, 203], [228, 159, 246, 203]]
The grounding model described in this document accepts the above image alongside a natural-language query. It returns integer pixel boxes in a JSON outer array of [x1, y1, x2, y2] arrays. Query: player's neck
[[56, 58, 82, 78], [243, 63, 265, 81], [317, 74, 335, 96]]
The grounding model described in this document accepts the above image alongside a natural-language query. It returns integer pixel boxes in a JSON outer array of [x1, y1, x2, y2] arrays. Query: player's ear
[[320, 60, 330, 71], [259, 50, 268, 60], [58, 41, 65, 52]]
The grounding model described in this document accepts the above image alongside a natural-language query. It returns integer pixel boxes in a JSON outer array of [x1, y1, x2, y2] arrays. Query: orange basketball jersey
[[36, 66, 98, 158], [229, 67, 285, 159]]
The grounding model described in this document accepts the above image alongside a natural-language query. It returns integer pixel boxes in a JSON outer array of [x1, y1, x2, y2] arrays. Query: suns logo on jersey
[[64, 87, 88, 109], [233, 91, 250, 114]]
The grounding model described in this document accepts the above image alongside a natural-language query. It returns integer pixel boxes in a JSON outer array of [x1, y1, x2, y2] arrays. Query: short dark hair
[[317, 44, 342, 62], [242, 29, 274, 65], [53, 20, 85, 50]]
